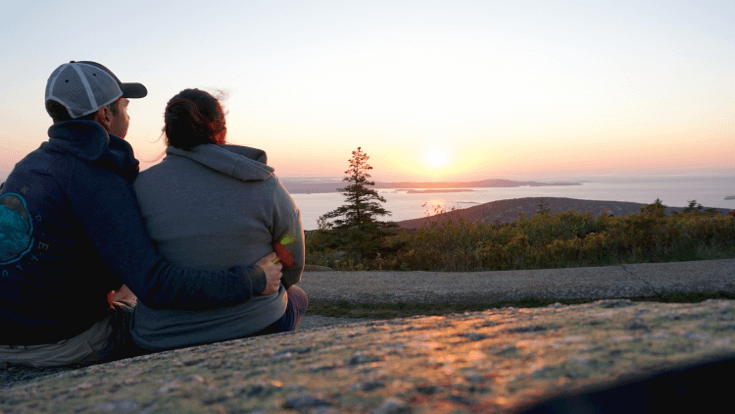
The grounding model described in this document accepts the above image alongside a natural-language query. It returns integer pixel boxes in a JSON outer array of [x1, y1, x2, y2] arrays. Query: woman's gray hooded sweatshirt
[[131, 144, 304, 351]]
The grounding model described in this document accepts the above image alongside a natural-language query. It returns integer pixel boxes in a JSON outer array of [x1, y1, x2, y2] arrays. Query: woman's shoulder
[[133, 155, 194, 192]]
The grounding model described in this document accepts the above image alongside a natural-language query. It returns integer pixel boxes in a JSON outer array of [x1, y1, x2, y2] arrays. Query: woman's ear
[[94, 105, 113, 132]]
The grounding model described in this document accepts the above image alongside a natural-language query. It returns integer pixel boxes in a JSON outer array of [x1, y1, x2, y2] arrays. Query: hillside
[[396, 197, 733, 229]]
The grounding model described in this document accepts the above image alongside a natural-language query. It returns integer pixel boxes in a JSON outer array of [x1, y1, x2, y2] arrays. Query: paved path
[[299, 258, 735, 304]]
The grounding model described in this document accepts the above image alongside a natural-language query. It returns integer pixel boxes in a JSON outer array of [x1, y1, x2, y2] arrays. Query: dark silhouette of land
[[395, 197, 733, 229]]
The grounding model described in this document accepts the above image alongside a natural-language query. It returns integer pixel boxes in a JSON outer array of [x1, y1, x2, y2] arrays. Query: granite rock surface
[[3, 299, 735, 413]]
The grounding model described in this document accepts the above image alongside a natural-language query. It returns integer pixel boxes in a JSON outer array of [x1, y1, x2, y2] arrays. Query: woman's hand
[[256, 252, 283, 295]]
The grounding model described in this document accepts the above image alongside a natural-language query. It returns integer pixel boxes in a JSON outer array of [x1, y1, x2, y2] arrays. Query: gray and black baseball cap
[[45, 61, 147, 119]]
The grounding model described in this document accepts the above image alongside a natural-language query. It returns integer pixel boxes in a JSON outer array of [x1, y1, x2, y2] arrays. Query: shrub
[[305, 199, 735, 271]]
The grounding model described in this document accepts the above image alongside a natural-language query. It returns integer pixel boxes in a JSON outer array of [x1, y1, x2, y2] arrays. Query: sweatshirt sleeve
[[67, 164, 267, 310], [271, 177, 305, 289]]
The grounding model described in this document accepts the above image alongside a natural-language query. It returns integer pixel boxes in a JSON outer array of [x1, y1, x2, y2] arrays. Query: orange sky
[[1, 1, 733, 182]]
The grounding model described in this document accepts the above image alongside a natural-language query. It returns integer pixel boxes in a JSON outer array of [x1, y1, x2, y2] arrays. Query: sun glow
[[424, 149, 449, 168]]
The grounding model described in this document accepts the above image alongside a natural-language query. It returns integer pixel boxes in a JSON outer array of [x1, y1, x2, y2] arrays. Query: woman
[[131, 89, 307, 351]]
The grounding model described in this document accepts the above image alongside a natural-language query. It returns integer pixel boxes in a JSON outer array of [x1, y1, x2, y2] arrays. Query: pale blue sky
[[2, 0, 733, 181]]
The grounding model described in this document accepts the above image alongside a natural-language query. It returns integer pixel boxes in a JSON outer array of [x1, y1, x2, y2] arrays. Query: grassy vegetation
[[306, 200, 735, 272], [308, 291, 735, 319]]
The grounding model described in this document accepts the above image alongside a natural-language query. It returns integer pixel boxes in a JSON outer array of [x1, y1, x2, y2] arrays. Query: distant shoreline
[[282, 178, 581, 194], [402, 189, 474, 193]]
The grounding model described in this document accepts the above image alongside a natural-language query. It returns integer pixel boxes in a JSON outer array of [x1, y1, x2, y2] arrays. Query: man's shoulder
[[7, 144, 73, 185]]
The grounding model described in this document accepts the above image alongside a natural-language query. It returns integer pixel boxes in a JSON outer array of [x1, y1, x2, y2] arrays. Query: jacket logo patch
[[0, 193, 35, 265]]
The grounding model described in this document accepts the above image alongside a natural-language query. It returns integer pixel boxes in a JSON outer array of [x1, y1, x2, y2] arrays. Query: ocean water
[[292, 176, 735, 230]]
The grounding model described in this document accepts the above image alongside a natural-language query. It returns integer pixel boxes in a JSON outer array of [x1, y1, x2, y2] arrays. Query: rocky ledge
[[3, 299, 735, 413]]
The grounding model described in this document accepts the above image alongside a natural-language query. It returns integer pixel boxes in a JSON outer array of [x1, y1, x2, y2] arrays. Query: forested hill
[[395, 197, 733, 229]]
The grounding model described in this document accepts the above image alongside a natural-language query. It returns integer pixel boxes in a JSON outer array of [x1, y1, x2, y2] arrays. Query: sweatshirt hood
[[46, 120, 139, 183], [165, 144, 274, 182]]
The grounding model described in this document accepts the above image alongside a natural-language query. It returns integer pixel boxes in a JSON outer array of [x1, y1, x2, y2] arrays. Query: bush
[[305, 199, 735, 271]]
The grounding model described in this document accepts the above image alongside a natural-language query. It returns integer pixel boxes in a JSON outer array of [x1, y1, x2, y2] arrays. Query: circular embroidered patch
[[1, 193, 34, 265]]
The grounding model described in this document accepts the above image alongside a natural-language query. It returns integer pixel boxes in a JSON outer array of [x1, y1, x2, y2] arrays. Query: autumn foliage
[[307, 199, 735, 271]]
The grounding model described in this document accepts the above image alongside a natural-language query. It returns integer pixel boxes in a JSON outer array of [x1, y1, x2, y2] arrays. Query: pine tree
[[640, 198, 667, 217], [676, 199, 719, 216], [319, 147, 396, 257], [536, 197, 551, 215]]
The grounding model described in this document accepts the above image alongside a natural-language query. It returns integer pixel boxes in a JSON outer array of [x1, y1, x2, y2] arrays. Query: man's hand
[[256, 252, 283, 295], [112, 285, 137, 305]]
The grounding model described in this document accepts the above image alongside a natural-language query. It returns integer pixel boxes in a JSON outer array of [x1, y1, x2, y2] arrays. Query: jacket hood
[[165, 144, 274, 182], [46, 120, 139, 183]]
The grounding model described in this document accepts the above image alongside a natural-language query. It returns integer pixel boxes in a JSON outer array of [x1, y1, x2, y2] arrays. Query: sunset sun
[[424, 149, 449, 168]]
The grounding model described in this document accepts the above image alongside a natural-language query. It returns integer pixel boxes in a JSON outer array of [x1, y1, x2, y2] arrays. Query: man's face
[[108, 98, 130, 139]]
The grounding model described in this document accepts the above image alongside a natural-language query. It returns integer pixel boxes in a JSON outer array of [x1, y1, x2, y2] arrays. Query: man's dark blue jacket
[[0, 121, 266, 345]]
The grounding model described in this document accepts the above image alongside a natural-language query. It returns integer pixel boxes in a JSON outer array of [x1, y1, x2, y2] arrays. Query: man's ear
[[94, 105, 113, 132]]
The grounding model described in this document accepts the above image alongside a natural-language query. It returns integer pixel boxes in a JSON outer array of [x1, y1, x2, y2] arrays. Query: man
[[0, 61, 283, 367]]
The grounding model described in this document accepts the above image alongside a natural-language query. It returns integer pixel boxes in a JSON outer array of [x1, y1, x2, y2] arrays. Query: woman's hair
[[163, 89, 227, 150]]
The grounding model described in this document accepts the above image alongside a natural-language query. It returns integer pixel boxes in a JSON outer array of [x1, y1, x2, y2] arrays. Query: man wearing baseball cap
[[0, 61, 283, 367]]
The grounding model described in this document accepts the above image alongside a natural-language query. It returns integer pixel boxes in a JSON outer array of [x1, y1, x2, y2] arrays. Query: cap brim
[[121, 83, 147, 99]]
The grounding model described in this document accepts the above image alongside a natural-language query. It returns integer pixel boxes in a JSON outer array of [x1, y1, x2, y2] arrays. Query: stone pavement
[[299, 258, 735, 305]]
